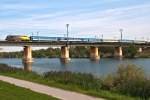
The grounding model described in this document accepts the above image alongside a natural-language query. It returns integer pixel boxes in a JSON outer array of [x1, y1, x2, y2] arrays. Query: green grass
[[1, 72, 139, 100], [0, 65, 143, 100], [0, 80, 58, 100]]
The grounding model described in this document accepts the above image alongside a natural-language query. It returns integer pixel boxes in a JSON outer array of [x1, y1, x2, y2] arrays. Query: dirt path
[[0, 75, 105, 100]]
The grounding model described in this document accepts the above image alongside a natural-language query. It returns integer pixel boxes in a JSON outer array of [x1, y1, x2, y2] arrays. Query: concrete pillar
[[114, 46, 123, 58], [61, 46, 70, 62], [23, 46, 33, 71], [138, 47, 142, 53], [90, 46, 100, 61], [23, 46, 33, 63]]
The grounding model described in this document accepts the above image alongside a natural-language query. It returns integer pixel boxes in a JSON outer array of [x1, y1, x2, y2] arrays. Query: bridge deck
[[0, 41, 149, 47]]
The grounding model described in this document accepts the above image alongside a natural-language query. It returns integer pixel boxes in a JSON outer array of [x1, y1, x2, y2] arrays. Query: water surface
[[0, 58, 149, 77]]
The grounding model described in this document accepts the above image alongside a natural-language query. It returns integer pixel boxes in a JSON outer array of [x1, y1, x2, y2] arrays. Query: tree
[[124, 45, 137, 58]]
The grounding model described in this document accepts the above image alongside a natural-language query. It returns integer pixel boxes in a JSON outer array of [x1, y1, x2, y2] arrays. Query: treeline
[[0, 45, 149, 58]]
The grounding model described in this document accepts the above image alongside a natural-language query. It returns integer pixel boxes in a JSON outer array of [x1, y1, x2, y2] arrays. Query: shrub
[[102, 64, 150, 99], [123, 45, 137, 58], [0, 64, 22, 72], [44, 71, 102, 91]]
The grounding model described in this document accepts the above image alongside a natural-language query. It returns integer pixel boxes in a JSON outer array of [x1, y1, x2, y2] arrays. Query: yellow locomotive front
[[5, 35, 30, 41], [19, 36, 30, 41]]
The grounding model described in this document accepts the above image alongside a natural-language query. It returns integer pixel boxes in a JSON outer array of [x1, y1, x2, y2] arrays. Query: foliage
[[123, 45, 137, 58], [103, 64, 150, 99], [44, 71, 102, 91], [100, 47, 114, 58], [32, 48, 61, 58], [69, 46, 90, 58], [0, 51, 23, 58], [0, 64, 22, 72]]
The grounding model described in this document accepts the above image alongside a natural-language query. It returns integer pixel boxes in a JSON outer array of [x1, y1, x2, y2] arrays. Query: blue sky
[[0, 0, 150, 51], [0, 0, 150, 39]]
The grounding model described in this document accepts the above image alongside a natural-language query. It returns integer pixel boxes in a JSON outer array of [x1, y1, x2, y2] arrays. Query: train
[[5, 35, 148, 43], [5, 35, 103, 42]]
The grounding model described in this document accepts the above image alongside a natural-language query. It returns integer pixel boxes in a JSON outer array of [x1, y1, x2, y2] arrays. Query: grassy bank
[[0, 64, 149, 100], [0, 80, 58, 100]]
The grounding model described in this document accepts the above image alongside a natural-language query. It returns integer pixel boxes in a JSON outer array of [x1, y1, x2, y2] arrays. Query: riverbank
[[0, 75, 102, 100], [0, 64, 149, 100], [0, 80, 58, 100]]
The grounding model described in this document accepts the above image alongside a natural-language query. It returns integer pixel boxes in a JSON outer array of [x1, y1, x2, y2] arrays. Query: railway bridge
[[0, 40, 149, 71]]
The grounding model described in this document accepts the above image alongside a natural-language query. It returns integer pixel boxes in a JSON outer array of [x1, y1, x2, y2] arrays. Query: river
[[0, 58, 149, 77]]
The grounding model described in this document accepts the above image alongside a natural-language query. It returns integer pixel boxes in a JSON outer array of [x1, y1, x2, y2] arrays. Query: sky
[[0, 0, 150, 51]]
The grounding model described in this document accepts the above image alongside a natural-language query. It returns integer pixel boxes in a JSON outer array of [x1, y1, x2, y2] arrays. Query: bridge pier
[[138, 47, 143, 53], [22, 46, 33, 71], [114, 46, 123, 58], [61, 46, 70, 63], [90, 46, 100, 61]]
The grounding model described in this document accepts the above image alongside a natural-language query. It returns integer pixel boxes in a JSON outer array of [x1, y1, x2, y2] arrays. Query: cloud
[[0, 1, 149, 40]]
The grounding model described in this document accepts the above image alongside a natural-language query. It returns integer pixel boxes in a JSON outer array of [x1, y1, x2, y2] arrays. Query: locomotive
[[5, 35, 30, 41]]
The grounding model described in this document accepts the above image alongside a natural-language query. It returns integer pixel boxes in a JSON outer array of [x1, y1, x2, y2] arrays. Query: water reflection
[[90, 59, 100, 63], [60, 58, 71, 64], [23, 62, 32, 72], [114, 56, 123, 60], [117, 57, 123, 60]]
